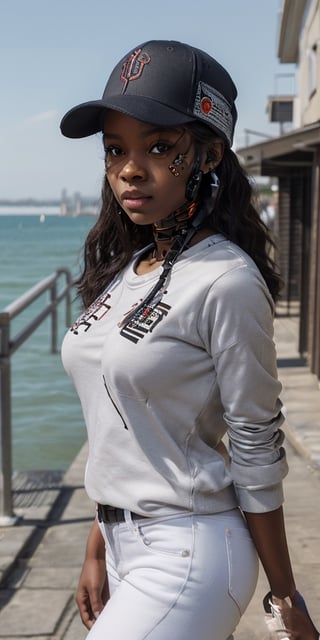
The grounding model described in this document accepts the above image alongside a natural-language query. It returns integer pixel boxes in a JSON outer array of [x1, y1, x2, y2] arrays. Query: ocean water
[[0, 210, 95, 471]]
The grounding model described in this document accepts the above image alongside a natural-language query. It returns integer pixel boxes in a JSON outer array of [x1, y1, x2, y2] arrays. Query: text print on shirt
[[69, 290, 171, 342], [70, 293, 112, 335], [119, 300, 171, 344]]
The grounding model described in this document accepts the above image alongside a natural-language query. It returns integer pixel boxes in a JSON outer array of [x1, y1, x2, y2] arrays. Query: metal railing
[[0, 268, 73, 525]]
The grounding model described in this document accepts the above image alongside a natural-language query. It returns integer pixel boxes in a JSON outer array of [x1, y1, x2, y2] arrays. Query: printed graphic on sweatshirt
[[70, 293, 112, 335], [119, 300, 171, 344], [69, 290, 171, 342]]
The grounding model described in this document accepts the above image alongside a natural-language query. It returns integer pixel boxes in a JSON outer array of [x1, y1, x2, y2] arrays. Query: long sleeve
[[200, 261, 288, 512]]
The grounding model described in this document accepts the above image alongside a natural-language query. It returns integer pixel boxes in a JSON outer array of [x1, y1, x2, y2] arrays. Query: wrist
[[272, 589, 307, 610], [270, 582, 296, 603]]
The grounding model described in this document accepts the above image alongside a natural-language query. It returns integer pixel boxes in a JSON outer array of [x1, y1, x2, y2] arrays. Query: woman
[[60, 40, 318, 640]]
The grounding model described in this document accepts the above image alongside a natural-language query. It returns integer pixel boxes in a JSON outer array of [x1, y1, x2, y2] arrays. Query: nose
[[119, 156, 147, 182]]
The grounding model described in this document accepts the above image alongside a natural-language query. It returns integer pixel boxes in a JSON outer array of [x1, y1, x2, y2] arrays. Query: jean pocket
[[136, 515, 194, 559], [225, 526, 258, 615]]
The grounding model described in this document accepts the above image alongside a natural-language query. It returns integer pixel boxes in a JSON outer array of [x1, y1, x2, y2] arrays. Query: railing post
[[0, 313, 16, 525], [65, 271, 72, 328], [50, 282, 58, 354], [57, 268, 73, 328]]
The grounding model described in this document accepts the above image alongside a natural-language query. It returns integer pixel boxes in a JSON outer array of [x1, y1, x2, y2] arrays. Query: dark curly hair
[[76, 121, 282, 307]]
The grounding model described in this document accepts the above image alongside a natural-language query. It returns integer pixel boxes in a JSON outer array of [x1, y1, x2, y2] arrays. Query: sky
[[0, 0, 295, 200]]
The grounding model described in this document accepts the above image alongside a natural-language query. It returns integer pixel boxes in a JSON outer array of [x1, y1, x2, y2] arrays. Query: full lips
[[122, 196, 152, 209]]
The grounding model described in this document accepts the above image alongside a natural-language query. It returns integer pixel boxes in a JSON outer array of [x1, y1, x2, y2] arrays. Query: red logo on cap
[[120, 49, 151, 94], [200, 97, 212, 115]]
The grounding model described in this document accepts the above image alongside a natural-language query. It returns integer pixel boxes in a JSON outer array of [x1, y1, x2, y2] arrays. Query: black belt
[[97, 503, 147, 524]]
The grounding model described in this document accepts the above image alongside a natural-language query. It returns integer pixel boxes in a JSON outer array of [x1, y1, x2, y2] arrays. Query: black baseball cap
[[60, 40, 238, 147]]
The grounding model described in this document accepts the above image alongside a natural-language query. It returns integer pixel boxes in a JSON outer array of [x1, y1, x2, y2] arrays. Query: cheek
[[165, 158, 194, 197], [105, 175, 122, 207], [159, 178, 188, 212], [105, 170, 117, 192], [164, 171, 189, 199]]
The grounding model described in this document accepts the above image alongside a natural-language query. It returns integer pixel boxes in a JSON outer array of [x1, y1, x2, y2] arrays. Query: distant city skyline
[[0, 190, 99, 205], [1, 0, 294, 200]]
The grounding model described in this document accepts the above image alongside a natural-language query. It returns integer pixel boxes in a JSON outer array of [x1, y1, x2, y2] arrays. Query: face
[[103, 110, 218, 226]]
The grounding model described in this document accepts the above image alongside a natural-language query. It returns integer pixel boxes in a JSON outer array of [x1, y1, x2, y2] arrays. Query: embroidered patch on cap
[[121, 49, 151, 94], [193, 81, 233, 145]]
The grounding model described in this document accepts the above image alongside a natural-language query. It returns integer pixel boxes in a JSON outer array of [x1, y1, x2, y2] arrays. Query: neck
[[152, 200, 198, 260]]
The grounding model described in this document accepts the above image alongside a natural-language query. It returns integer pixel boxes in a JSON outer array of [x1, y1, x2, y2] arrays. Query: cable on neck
[[118, 203, 209, 330]]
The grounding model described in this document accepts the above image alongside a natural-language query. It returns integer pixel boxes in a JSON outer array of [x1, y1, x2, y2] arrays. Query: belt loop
[[124, 508, 137, 533]]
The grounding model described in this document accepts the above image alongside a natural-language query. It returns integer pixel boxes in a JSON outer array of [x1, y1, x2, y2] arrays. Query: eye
[[149, 142, 173, 155], [104, 145, 123, 157]]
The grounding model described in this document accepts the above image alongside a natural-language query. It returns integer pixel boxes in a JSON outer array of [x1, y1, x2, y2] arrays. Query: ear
[[201, 141, 224, 173]]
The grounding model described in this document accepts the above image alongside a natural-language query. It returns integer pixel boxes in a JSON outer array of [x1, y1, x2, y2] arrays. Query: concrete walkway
[[0, 315, 319, 639]]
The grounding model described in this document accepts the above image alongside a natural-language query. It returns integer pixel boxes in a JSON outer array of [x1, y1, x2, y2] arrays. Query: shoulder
[[186, 236, 272, 301], [205, 243, 274, 319], [192, 239, 275, 351]]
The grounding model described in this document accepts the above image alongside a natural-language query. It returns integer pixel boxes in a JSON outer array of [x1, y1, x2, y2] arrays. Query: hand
[[76, 555, 110, 630], [273, 593, 319, 640]]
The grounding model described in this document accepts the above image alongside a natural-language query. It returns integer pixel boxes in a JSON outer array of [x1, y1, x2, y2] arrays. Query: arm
[[205, 271, 318, 636], [244, 506, 295, 599], [76, 517, 110, 630], [245, 507, 319, 639]]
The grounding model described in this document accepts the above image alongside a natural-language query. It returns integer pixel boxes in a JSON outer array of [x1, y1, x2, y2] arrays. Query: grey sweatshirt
[[62, 234, 288, 516]]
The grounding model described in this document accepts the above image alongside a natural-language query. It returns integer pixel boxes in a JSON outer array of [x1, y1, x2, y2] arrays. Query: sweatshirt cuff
[[230, 448, 288, 490], [235, 482, 285, 513], [230, 448, 288, 512]]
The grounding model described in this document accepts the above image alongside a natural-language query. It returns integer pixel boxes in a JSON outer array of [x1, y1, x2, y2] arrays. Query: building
[[237, 0, 320, 380]]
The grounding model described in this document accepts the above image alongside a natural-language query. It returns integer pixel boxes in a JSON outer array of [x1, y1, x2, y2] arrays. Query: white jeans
[[87, 509, 258, 640]]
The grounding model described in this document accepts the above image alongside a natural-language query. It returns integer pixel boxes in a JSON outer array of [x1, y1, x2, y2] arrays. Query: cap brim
[[60, 95, 195, 138]]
